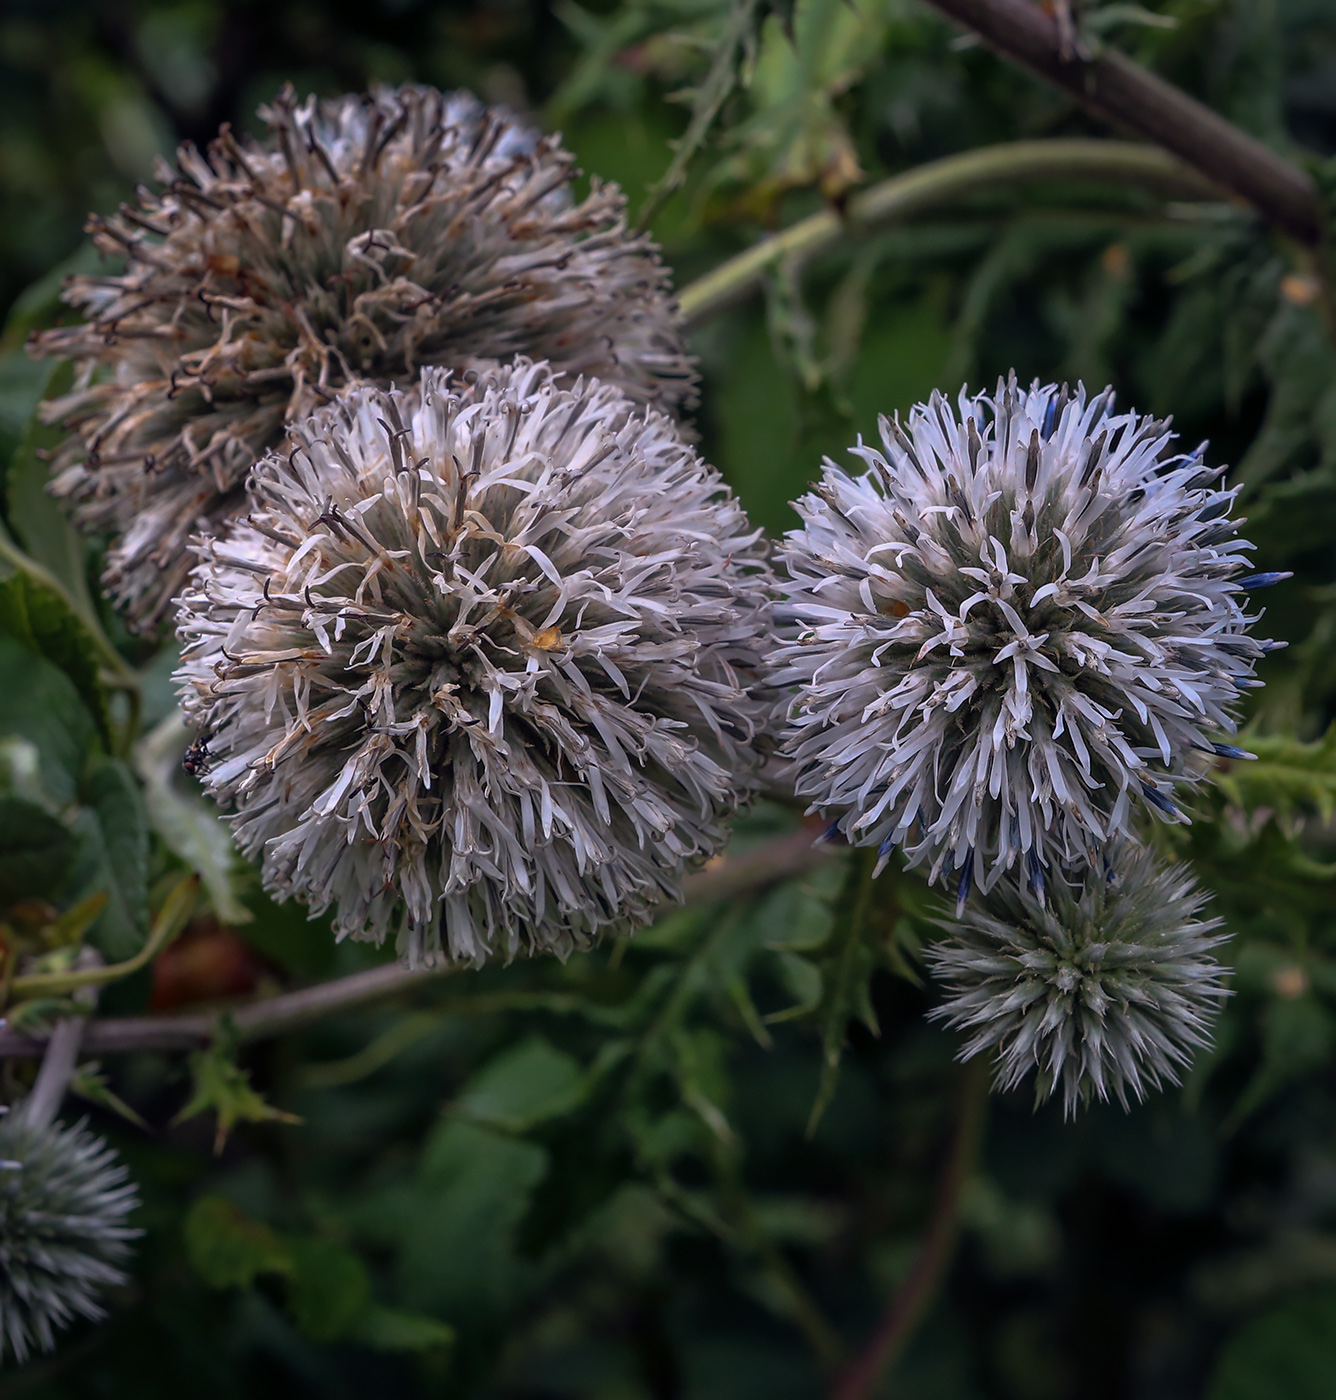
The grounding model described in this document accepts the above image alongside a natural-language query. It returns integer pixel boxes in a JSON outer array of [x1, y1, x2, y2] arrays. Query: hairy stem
[[830, 1060, 989, 1400], [922, 0, 1321, 244], [0, 827, 836, 1059], [18, 1017, 86, 1131], [677, 139, 1221, 326]]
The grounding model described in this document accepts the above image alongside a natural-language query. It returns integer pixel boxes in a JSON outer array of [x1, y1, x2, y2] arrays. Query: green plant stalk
[[830, 1059, 990, 1400], [9, 873, 198, 997], [676, 139, 1223, 326]]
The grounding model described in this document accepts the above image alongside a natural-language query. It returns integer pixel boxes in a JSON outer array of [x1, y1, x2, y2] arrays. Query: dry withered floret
[[34, 84, 696, 628]]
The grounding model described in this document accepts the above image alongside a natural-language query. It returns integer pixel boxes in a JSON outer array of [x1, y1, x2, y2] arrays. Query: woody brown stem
[[923, 0, 1321, 244]]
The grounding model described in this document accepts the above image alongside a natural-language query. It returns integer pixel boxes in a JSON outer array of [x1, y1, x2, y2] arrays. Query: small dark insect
[[182, 732, 213, 777]]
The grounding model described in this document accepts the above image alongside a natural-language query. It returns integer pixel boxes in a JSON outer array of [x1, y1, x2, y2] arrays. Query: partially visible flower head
[[0, 1113, 139, 1364], [926, 841, 1228, 1116], [175, 362, 771, 966], [34, 83, 695, 629], [770, 376, 1278, 896]]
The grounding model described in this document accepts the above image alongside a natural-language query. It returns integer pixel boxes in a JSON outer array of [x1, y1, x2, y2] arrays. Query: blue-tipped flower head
[[769, 376, 1277, 892]]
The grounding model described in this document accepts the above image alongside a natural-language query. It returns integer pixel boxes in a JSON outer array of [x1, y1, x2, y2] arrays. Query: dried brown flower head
[[33, 84, 695, 628]]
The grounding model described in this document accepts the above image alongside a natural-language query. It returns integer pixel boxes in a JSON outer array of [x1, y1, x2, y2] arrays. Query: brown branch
[[830, 1061, 989, 1400], [923, 0, 1321, 244], [0, 827, 834, 1060]]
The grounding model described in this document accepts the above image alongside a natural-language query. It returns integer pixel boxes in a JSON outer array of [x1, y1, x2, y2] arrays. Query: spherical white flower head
[[35, 83, 696, 630], [926, 841, 1228, 1116], [0, 1114, 139, 1364], [771, 376, 1277, 896], [176, 363, 770, 966]]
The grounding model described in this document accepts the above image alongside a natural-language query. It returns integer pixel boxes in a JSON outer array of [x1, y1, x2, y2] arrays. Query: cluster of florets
[[926, 841, 1228, 1115], [771, 378, 1271, 898], [33, 83, 694, 629], [29, 74, 1285, 1151], [769, 376, 1280, 1110], [0, 1113, 139, 1364], [176, 362, 771, 965]]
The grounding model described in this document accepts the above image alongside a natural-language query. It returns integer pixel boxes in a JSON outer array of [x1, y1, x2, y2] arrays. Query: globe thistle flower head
[[34, 83, 696, 629], [175, 362, 771, 966], [770, 376, 1277, 895], [0, 1113, 139, 1365], [926, 842, 1228, 1116]]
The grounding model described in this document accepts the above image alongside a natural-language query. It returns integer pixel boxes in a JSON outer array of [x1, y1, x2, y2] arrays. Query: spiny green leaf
[[176, 1022, 301, 1153], [1211, 728, 1336, 822]]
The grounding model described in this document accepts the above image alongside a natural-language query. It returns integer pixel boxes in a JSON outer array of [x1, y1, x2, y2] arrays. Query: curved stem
[[9, 873, 197, 998], [830, 1061, 989, 1400], [677, 139, 1222, 326]]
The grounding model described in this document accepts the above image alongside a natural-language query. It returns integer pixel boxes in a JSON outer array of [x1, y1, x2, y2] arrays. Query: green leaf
[[175, 1021, 301, 1153], [805, 848, 884, 1135], [134, 712, 251, 925], [184, 1195, 293, 1290], [286, 1237, 371, 1343], [1211, 728, 1336, 822], [1209, 1288, 1336, 1400], [64, 757, 150, 960], [453, 1036, 588, 1133], [1225, 995, 1336, 1132], [351, 1305, 455, 1355], [0, 634, 95, 804], [394, 1120, 548, 1319], [0, 242, 104, 349], [0, 352, 53, 473], [69, 1061, 149, 1130], [0, 793, 75, 905], [3, 360, 99, 621], [0, 573, 111, 748]]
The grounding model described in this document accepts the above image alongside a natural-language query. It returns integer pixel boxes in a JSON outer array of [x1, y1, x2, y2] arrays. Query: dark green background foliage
[[4, 1, 1336, 1397]]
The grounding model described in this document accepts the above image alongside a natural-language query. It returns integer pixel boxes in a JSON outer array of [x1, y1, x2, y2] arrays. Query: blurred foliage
[[3, 0, 1336, 1398]]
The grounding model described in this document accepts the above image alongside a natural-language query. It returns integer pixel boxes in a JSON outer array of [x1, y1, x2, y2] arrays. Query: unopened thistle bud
[[769, 377, 1279, 895], [176, 362, 771, 966], [34, 84, 696, 629], [0, 1113, 139, 1364], [926, 842, 1228, 1116]]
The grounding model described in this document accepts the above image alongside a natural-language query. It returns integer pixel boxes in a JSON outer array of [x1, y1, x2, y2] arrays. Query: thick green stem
[[677, 139, 1221, 327]]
